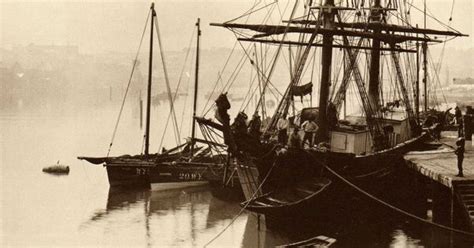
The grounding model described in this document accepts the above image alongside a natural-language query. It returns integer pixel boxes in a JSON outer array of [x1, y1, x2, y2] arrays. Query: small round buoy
[[42, 165, 70, 174]]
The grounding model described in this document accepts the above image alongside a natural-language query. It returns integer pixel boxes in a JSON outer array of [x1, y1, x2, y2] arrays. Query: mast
[[317, 0, 335, 143], [368, 0, 382, 111], [190, 18, 201, 156], [423, 0, 428, 112], [415, 39, 420, 120], [144, 3, 156, 156]]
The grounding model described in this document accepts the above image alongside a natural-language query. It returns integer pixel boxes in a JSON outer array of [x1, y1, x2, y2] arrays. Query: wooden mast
[[422, 0, 428, 112], [145, 3, 156, 156], [190, 18, 201, 156], [415, 35, 420, 120], [316, 0, 335, 143], [368, 0, 382, 111]]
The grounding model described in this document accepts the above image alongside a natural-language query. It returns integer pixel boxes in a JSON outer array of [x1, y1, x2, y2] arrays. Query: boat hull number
[[178, 172, 203, 180], [136, 168, 149, 175]]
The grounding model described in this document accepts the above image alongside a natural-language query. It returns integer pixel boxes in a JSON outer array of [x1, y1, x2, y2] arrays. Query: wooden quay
[[404, 131, 474, 232]]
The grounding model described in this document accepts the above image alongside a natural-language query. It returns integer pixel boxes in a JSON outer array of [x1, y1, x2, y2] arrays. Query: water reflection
[[3, 111, 474, 247], [81, 186, 474, 247], [86, 187, 245, 247]]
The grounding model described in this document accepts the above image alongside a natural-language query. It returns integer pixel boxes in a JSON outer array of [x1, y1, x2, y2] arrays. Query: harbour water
[[1, 104, 473, 247]]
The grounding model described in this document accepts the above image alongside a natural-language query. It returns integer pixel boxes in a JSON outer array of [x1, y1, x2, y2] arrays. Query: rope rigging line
[[201, 0, 259, 117], [177, 34, 197, 138], [235, 37, 286, 114], [106, 9, 151, 157], [251, 0, 301, 119], [239, 60, 260, 113], [204, 158, 279, 247], [157, 28, 196, 152], [222, 43, 254, 93], [427, 49, 449, 108], [200, 0, 289, 118], [303, 150, 474, 238], [200, 42, 238, 116], [154, 17, 181, 146], [179, 70, 194, 136], [405, 1, 463, 34], [225, 0, 277, 24], [241, 73, 264, 112], [261, 0, 277, 25], [448, 0, 456, 21]]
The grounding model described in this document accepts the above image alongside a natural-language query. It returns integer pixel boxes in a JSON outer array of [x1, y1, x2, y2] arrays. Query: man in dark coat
[[455, 137, 465, 177]]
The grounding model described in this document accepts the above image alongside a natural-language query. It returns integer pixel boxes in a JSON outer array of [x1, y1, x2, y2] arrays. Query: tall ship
[[196, 0, 468, 224]]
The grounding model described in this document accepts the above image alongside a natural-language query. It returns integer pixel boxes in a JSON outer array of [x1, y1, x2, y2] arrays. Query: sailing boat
[[197, 0, 468, 223], [79, 3, 228, 191]]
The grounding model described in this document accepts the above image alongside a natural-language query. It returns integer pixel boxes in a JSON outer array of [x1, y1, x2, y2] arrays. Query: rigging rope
[[158, 28, 196, 152], [154, 17, 181, 146], [204, 158, 279, 247], [225, 1, 277, 24], [106, 9, 150, 157], [200, 41, 238, 116], [405, 1, 463, 34], [201, 4, 257, 117], [303, 150, 474, 238]]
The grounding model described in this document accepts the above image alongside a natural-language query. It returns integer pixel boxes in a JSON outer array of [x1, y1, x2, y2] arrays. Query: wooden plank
[[404, 131, 474, 188]]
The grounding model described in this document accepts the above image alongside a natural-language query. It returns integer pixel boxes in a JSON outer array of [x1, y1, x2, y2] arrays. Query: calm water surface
[[1, 105, 473, 247]]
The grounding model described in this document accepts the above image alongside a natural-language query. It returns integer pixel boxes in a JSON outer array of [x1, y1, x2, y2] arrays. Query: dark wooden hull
[[104, 161, 223, 190], [79, 143, 241, 192], [236, 133, 430, 225], [242, 177, 332, 216]]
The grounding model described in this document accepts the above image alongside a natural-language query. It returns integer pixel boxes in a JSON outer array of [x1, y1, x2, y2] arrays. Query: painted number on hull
[[136, 168, 148, 175], [178, 172, 202, 180]]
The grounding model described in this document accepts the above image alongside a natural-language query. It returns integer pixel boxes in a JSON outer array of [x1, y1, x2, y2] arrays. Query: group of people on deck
[[277, 117, 319, 149]]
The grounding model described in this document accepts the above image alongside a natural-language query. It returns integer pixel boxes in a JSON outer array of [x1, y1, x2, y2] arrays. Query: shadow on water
[[79, 183, 474, 247], [260, 190, 474, 248]]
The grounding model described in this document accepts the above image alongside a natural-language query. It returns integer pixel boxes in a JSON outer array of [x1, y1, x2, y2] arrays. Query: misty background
[[1, 0, 473, 114]]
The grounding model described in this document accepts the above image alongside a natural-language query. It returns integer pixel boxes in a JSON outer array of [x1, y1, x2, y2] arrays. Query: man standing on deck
[[455, 137, 465, 177], [455, 106, 462, 123], [248, 113, 262, 140], [277, 117, 289, 145], [289, 127, 301, 148], [301, 119, 318, 147], [455, 106, 464, 137]]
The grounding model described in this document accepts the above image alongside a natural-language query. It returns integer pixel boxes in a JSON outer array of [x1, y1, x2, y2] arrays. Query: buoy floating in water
[[42, 161, 70, 174]]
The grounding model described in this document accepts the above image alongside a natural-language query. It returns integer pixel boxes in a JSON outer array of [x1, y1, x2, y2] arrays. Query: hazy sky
[[1, 0, 472, 53]]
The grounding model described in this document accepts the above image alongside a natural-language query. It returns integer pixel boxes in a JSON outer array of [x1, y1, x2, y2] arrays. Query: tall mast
[[317, 0, 335, 143], [190, 18, 201, 156], [144, 3, 156, 156], [423, 0, 428, 111], [415, 39, 420, 120], [368, 0, 382, 111]]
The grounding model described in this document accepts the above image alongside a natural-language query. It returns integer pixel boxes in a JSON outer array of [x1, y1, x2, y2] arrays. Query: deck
[[404, 131, 474, 188], [404, 131, 474, 229]]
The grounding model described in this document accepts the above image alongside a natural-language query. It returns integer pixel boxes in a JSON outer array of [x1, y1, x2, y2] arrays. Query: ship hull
[[105, 162, 222, 191], [236, 133, 429, 227]]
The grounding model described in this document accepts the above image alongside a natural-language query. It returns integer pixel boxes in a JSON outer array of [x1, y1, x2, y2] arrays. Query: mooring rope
[[204, 159, 278, 247], [303, 150, 474, 237]]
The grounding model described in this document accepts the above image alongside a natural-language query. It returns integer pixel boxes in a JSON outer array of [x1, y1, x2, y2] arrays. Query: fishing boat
[[79, 3, 231, 191], [197, 0, 468, 223]]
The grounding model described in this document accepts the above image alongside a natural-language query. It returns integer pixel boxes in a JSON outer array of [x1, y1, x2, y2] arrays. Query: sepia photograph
[[1, 0, 473, 247]]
